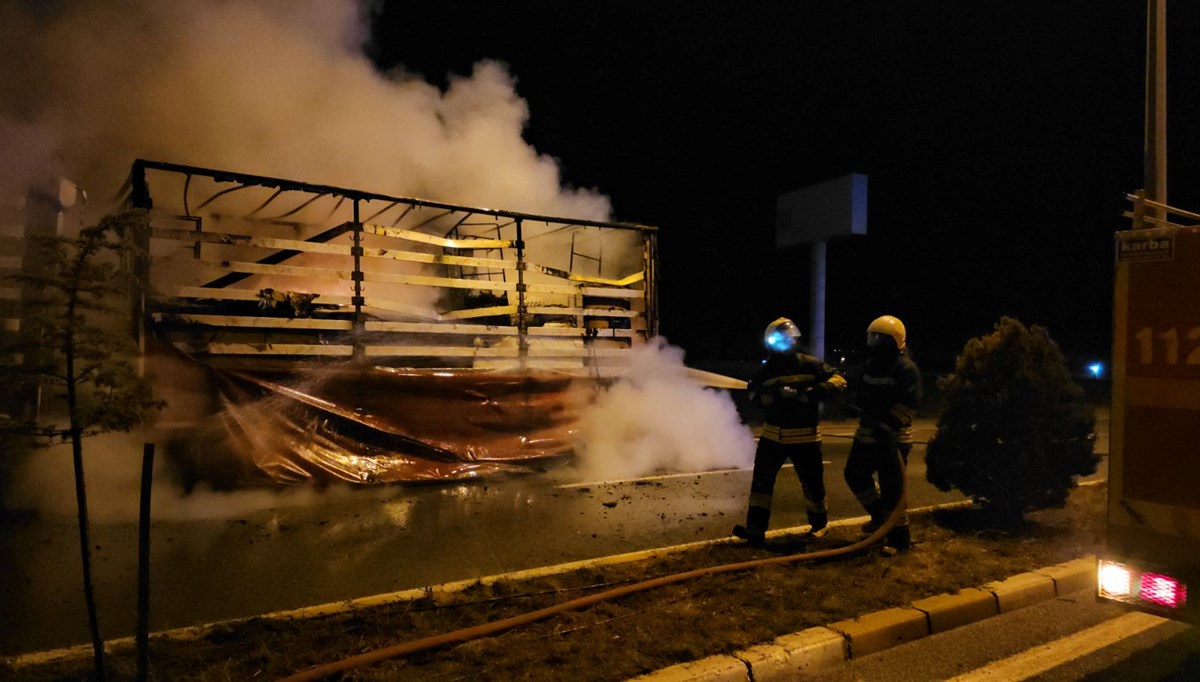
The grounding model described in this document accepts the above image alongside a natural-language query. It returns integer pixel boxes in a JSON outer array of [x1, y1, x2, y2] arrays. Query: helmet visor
[[764, 320, 800, 353]]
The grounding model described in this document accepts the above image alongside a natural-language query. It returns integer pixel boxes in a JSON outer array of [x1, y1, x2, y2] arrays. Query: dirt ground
[[4, 483, 1107, 682]]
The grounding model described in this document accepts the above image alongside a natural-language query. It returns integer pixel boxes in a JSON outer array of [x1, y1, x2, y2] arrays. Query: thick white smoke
[[573, 338, 757, 481], [0, 0, 610, 220]]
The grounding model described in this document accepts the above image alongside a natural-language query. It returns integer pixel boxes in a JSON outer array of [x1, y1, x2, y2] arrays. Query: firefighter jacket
[[748, 352, 847, 444], [851, 350, 922, 445]]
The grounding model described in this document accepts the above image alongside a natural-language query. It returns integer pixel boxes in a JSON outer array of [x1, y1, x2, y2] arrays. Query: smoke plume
[[0, 0, 610, 220]]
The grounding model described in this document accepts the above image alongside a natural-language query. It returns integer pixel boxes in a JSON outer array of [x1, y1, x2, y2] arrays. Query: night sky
[[370, 1, 1200, 370]]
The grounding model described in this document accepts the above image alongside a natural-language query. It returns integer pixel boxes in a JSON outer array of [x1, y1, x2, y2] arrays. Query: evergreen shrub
[[926, 317, 1099, 526]]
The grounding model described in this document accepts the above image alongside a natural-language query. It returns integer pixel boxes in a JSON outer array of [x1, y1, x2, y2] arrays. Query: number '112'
[[1134, 327, 1200, 365]]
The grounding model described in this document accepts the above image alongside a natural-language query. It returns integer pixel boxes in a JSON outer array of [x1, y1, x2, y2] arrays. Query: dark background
[[369, 1, 1200, 372]]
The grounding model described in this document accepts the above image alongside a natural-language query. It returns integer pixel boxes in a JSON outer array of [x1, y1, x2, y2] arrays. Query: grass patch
[[4, 484, 1107, 682]]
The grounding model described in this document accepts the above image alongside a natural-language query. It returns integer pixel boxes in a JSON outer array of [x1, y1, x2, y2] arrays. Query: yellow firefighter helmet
[[867, 315, 906, 349]]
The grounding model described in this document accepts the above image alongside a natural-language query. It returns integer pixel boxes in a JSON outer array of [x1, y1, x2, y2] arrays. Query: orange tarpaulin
[[168, 366, 591, 486]]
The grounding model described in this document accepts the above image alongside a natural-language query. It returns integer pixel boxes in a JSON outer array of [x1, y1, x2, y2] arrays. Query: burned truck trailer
[[122, 159, 659, 485]]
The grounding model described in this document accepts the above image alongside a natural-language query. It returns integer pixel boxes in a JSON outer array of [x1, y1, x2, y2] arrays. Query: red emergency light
[[1140, 572, 1187, 609], [1099, 559, 1189, 613]]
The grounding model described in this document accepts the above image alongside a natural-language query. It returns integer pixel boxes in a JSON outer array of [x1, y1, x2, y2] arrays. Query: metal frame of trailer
[[124, 159, 658, 371]]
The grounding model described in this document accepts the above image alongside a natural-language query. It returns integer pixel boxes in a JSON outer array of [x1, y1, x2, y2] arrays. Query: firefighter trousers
[[743, 439, 826, 534], [844, 437, 912, 528]]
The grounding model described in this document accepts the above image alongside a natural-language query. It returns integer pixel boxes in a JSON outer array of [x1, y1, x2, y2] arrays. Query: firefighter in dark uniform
[[844, 315, 922, 551], [733, 317, 847, 546]]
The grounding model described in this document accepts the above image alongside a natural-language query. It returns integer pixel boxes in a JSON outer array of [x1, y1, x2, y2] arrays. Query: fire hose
[[278, 451, 908, 682]]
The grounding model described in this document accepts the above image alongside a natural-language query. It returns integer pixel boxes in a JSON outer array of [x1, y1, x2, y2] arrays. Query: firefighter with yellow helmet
[[733, 317, 847, 546], [844, 314, 922, 551]]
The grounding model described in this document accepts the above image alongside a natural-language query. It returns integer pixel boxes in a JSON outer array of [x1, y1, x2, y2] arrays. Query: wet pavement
[[0, 416, 1109, 656]]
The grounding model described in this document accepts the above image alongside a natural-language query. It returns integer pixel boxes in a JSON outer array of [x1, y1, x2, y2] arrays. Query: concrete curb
[[629, 556, 1096, 681]]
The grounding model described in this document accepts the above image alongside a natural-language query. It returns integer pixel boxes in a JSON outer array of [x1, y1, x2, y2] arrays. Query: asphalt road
[[806, 588, 1199, 681], [0, 416, 1109, 657]]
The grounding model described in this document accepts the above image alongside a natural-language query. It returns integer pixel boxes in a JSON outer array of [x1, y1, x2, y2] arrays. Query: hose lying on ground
[[278, 453, 908, 682]]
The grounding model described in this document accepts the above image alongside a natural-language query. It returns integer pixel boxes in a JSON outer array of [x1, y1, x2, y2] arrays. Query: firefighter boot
[[860, 500, 888, 535], [804, 510, 828, 539], [732, 524, 766, 547], [734, 503, 770, 547], [885, 524, 911, 552]]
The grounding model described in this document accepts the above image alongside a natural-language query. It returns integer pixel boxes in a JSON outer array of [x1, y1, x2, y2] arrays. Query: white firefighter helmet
[[764, 317, 801, 353], [867, 315, 906, 349]]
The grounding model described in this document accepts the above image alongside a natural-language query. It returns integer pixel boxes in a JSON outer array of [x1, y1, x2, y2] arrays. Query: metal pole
[[1132, 189, 1147, 230], [515, 219, 528, 369], [136, 443, 154, 682], [645, 232, 658, 340], [809, 241, 826, 359], [1144, 0, 1167, 217], [352, 200, 364, 360]]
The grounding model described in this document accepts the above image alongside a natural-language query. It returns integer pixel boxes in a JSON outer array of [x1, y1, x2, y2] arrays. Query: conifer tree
[[926, 317, 1098, 528]]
